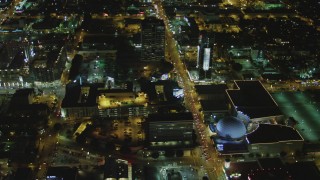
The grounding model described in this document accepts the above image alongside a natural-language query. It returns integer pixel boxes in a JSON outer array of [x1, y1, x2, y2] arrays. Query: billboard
[[203, 48, 210, 71]]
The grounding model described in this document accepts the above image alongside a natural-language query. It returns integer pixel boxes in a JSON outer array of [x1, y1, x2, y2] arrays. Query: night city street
[[1, 0, 320, 180]]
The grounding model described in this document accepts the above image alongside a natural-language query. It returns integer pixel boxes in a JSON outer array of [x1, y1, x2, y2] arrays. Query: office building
[[141, 17, 165, 62], [146, 112, 194, 149]]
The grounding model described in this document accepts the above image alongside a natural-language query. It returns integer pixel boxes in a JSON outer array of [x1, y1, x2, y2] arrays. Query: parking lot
[[110, 116, 145, 145]]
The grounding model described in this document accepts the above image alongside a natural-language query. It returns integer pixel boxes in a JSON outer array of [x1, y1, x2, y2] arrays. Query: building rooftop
[[8, 50, 26, 69], [261, 73, 287, 81], [213, 137, 248, 154], [216, 116, 246, 139], [140, 80, 181, 104], [225, 161, 260, 179], [227, 80, 282, 118], [257, 158, 284, 169], [32, 17, 61, 30], [12, 168, 33, 180], [61, 83, 104, 108], [246, 124, 304, 144], [124, 18, 142, 25], [147, 112, 193, 122], [104, 157, 128, 179], [225, 158, 320, 180], [80, 18, 115, 34], [195, 84, 228, 95], [141, 17, 164, 27], [46, 166, 77, 180], [82, 35, 117, 47], [200, 100, 228, 112], [287, 161, 320, 180]]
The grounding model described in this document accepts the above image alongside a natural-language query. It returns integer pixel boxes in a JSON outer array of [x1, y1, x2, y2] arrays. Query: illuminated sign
[[203, 48, 210, 71], [217, 144, 224, 151], [173, 88, 184, 98]]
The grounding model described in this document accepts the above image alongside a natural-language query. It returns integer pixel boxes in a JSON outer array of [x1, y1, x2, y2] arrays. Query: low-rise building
[[31, 45, 67, 82], [226, 80, 283, 123], [246, 124, 304, 155], [224, 158, 320, 180], [195, 84, 229, 122], [146, 112, 194, 149], [46, 166, 78, 180], [61, 83, 148, 119]]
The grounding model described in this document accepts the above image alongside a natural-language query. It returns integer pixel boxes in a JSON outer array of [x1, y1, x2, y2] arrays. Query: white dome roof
[[216, 116, 246, 139]]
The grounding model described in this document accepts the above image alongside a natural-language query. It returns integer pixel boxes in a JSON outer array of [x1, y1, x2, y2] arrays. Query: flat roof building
[[246, 124, 304, 155], [195, 84, 229, 122], [61, 83, 148, 118], [146, 112, 194, 149], [141, 17, 165, 62], [226, 80, 283, 122], [224, 158, 320, 180], [46, 166, 77, 180]]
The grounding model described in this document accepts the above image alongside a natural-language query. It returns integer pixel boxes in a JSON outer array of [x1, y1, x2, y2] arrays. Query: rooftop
[[141, 17, 164, 27], [147, 112, 193, 122], [200, 100, 228, 112], [287, 161, 320, 180], [195, 84, 228, 95], [225, 158, 320, 180], [227, 80, 282, 118], [82, 35, 117, 47], [225, 161, 260, 179], [257, 158, 284, 169], [61, 83, 104, 108], [246, 124, 304, 144], [46, 166, 77, 180], [32, 17, 61, 30]]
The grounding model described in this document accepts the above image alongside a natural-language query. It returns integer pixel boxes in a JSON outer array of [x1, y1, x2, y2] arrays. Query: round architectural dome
[[216, 116, 246, 139]]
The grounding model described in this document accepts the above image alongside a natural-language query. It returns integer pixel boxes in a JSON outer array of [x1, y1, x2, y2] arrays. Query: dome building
[[213, 116, 247, 140]]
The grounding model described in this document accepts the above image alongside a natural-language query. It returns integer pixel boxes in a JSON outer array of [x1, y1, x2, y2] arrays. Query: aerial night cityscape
[[1, 0, 320, 180]]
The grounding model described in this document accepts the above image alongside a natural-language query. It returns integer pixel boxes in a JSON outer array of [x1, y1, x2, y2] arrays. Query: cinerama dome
[[216, 116, 246, 139]]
